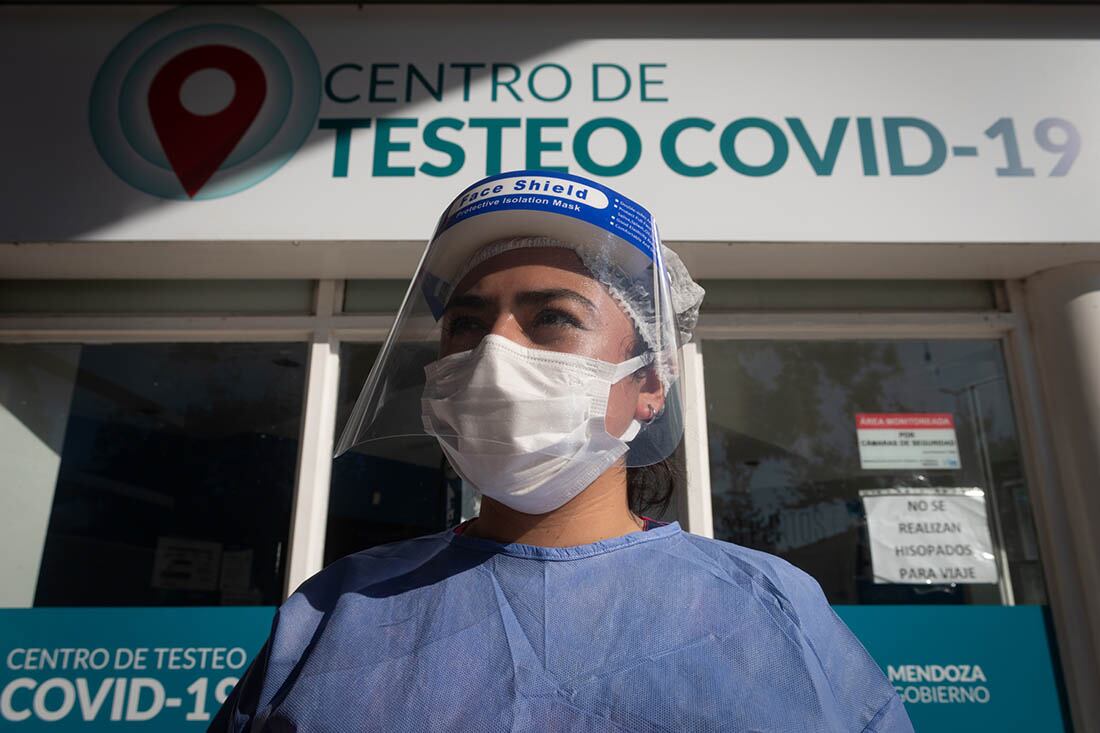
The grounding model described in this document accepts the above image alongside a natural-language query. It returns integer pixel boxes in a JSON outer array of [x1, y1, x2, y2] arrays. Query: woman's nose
[[487, 312, 531, 347]]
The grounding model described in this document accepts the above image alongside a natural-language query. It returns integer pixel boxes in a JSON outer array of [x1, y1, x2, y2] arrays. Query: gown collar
[[445, 519, 683, 561]]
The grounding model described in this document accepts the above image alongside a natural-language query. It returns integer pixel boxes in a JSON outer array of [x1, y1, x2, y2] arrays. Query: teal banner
[[836, 605, 1068, 732], [0, 605, 1067, 730], [0, 607, 273, 730]]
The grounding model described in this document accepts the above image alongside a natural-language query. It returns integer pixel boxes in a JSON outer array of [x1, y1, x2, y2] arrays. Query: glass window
[[325, 343, 458, 567], [342, 281, 410, 313], [0, 280, 315, 314], [0, 342, 307, 607], [698, 280, 998, 312], [703, 339, 1046, 606]]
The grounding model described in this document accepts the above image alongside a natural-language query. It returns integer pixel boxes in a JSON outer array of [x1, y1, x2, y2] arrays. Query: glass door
[[323, 342, 459, 567], [0, 341, 307, 608], [700, 338, 1066, 731], [703, 339, 1044, 605]]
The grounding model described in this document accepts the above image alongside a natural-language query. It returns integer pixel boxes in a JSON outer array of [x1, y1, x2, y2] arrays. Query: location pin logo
[[148, 44, 266, 198]]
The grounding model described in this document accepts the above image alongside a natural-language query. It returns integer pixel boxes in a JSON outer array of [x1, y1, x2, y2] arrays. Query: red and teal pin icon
[[147, 45, 266, 198]]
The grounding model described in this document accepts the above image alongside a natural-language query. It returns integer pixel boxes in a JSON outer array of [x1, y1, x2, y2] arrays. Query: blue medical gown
[[211, 521, 912, 732]]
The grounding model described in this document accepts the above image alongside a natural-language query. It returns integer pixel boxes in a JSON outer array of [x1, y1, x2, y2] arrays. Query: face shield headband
[[334, 169, 701, 473]]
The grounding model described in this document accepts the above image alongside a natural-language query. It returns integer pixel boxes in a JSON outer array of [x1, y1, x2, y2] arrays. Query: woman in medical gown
[[210, 170, 913, 733]]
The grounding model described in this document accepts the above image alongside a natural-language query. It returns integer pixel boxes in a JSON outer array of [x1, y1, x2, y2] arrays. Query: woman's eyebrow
[[443, 293, 495, 312], [516, 288, 599, 314]]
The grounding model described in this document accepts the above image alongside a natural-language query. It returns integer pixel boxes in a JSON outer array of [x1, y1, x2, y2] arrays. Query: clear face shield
[[334, 170, 696, 509]]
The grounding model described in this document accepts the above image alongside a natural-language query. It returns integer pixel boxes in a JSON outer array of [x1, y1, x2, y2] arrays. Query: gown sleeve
[[764, 557, 915, 733], [206, 553, 359, 732], [862, 695, 914, 733], [207, 616, 279, 733]]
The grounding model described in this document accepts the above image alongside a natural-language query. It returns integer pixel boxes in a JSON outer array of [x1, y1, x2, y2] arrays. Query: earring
[[643, 405, 658, 425]]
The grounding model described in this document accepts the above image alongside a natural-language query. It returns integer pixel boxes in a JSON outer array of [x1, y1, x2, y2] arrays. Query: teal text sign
[[0, 605, 1068, 731], [0, 607, 274, 730], [836, 605, 1068, 733]]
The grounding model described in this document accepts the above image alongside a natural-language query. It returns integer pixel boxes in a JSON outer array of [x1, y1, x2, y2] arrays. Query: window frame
[[0, 279, 1059, 600], [684, 283, 1089, 716], [1, 277, 1086, 708], [689, 307, 1024, 593], [0, 279, 392, 600]]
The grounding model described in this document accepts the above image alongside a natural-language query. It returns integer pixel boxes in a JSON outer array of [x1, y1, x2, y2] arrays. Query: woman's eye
[[444, 315, 487, 335], [534, 309, 584, 329]]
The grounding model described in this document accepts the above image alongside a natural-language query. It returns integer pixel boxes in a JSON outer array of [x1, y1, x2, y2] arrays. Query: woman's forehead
[[452, 246, 605, 300]]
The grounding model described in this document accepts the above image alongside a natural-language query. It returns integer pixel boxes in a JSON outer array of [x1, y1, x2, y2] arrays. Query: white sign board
[[150, 537, 221, 591], [860, 488, 998, 585], [857, 413, 961, 470], [2, 5, 1100, 243]]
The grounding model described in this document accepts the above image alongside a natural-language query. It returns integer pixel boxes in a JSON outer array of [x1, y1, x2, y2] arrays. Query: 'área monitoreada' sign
[[857, 413, 961, 470]]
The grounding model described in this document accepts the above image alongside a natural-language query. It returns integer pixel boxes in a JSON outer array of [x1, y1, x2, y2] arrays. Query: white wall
[[0, 344, 80, 607]]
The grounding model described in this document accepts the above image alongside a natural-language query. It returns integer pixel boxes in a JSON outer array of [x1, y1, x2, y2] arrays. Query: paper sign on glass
[[856, 413, 961, 470], [860, 487, 999, 585]]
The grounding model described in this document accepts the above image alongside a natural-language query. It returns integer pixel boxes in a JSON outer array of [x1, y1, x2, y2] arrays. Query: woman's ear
[[633, 367, 666, 422]]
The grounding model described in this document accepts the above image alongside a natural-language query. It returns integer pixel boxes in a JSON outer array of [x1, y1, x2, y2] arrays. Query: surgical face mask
[[421, 334, 651, 514]]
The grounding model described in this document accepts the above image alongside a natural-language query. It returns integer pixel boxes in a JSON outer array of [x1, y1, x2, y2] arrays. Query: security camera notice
[[856, 413, 961, 470], [860, 487, 999, 585], [0, 607, 272, 729]]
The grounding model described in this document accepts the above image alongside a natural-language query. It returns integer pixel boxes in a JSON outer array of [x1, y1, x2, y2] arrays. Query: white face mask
[[421, 334, 651, 514]]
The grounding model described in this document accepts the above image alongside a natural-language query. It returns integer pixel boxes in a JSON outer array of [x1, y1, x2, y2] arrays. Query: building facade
[[1, 3, 1098, 731]]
